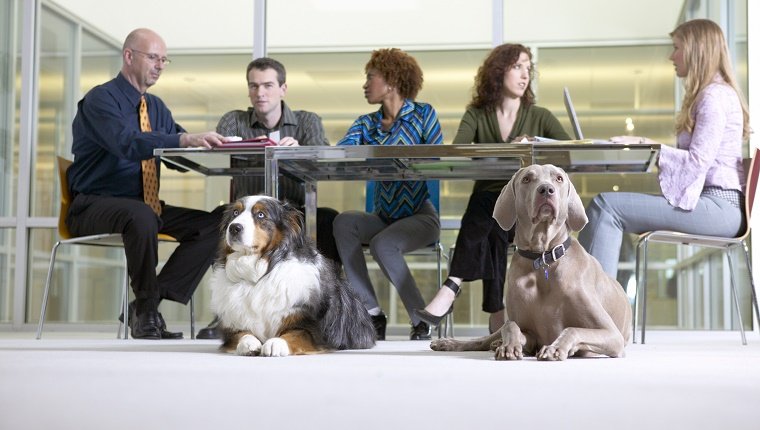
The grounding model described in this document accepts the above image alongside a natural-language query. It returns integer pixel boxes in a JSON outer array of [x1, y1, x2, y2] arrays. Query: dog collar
[[517, 236, 573, 271]]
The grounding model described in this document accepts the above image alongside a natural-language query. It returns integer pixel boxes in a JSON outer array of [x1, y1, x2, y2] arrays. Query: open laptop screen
[[563, 87, 584, 140]]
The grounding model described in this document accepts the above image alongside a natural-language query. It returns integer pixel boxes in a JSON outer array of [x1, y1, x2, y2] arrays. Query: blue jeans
[[578, 192, 744, 279]]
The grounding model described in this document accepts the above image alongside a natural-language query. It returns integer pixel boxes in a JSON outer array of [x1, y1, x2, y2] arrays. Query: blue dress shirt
[[68, 73, 185, 198]]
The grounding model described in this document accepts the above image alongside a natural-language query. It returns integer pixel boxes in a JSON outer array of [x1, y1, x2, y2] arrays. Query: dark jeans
[[67, 194, 223, 312], [448, 190, 515, 313]]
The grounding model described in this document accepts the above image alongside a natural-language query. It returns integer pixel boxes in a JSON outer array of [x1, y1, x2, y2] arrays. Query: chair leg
[[633, 242, 640, 344], [741, 241, 760, 334], [190, 296, 196, 340], [117, 254, 130, 340], [36, 241, 63, 340], [639, 238, 650, 344], [726, 251, 747, 345]]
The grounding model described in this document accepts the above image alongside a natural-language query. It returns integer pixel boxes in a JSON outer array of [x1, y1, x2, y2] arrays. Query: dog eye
[[521, 176, 530, 183], [556, 175, 564, 182], [256, 211, 265, 219], [232, 209, 240, 216]]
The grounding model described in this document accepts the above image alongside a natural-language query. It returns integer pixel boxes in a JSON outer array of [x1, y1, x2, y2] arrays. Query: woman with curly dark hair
[[416, 44, 570, 333], [334, 48, 443, 341]]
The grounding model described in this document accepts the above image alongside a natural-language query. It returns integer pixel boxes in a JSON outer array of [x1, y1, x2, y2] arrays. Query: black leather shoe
[[157, 313, 183, 339], [410, 321, 431, 340], [120, 302, 183, 339], [197, 316, 220, 340], [371, 313, 387, 341], [129, 310, 162, 340]]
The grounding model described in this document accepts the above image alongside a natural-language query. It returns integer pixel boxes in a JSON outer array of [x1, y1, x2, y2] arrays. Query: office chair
[[365, 180, 451, 337], [36, 156, 195, 340], [634, 149, 760, 345]]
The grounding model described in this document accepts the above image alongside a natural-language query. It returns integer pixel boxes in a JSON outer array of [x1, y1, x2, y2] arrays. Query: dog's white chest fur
[[210, 252, 321, 341]]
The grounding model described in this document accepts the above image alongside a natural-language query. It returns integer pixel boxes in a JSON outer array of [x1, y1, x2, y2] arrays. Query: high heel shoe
[[414, 278, 461, 327]]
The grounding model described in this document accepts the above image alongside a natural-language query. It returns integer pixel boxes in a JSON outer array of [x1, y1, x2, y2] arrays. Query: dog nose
[[228, 223, 243, 235], [538, 183, 555, 196]]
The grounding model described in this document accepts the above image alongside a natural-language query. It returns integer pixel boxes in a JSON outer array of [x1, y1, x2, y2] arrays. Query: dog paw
[[536, 345, 568, 361], [236, 334, 262, 356], [494, 343, 522, 360], [261, 337, 290, 357], [430, 339, 458, 351]]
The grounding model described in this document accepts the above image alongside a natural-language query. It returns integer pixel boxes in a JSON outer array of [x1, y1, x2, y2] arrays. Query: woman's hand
[[609, 135, 649, 145], [510, 135, 535, 143]]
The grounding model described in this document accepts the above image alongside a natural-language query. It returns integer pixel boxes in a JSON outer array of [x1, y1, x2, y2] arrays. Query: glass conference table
[[155, 141, 660, 236]]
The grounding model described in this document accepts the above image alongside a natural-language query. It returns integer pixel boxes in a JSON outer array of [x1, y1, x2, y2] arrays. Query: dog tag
[[544, 268, 549, 280]]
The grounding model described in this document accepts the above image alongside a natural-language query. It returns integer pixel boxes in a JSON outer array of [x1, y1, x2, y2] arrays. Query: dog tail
[[320, 269, 376, 350]]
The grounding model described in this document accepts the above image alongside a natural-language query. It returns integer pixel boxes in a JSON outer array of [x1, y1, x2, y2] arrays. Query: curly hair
[[365, 48, 423, 100], [470, 44, 535, 110]]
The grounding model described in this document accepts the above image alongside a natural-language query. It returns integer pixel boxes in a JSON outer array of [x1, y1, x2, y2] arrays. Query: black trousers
[[448, 190, 515, 313], [67, 194, 223, 308], [315, 206, 341, 265]]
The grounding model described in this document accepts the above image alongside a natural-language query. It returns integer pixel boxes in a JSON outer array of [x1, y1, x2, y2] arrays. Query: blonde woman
[[578, 18, 750, 278]]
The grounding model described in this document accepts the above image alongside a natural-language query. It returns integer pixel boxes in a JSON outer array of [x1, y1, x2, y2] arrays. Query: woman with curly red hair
[[416, 44, 570, 333], [334, 48, 443, 341]]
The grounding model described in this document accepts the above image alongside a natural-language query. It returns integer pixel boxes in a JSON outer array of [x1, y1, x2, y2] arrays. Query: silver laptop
[[563, 87, 609, 144]]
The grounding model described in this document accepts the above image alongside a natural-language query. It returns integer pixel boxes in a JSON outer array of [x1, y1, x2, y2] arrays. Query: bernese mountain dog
[[210, 195, 376, 356]]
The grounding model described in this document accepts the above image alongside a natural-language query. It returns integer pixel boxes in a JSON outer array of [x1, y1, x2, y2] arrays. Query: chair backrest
[[744, 149, 759, 228], [56, 156, 74, 239], [364, 180, 440, 213]]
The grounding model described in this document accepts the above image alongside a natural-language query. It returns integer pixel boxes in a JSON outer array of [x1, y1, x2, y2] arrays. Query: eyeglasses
[[130, 49, 171, 65]]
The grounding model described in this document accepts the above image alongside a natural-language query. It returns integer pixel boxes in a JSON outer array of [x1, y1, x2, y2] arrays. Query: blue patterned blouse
[[337, 99, 443, 222]]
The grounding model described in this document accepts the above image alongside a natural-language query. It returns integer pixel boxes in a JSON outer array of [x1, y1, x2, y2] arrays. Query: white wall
[[51, 0, 682, 52]]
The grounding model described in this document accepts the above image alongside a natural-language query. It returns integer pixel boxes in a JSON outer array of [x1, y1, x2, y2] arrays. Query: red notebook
[[216, 137, 277, 149]]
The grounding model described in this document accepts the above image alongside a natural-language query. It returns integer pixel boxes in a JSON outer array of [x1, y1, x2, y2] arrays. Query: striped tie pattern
[[139, 95, 162, 215]]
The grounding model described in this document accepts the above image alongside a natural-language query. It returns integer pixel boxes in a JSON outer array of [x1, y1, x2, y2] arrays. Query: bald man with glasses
[[66, 28, 233, 339]]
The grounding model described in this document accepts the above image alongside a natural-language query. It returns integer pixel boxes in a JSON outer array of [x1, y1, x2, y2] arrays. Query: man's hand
[[179, 132, 229, 148], [278, 136, 300, 147]]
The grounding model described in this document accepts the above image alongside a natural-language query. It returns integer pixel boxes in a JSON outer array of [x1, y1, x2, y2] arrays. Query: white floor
[[1, 330, 759, 430]]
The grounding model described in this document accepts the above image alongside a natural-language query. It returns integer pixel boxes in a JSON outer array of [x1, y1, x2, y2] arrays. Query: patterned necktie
[[139, 95, 162, 215]]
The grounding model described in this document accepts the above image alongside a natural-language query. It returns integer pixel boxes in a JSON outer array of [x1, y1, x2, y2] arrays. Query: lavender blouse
[[657, 76, 745, 210]]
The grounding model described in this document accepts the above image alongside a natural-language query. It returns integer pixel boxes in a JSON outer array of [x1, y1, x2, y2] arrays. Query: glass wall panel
[[268, 0, 492, 51], [79, 29, 120, 111], [35, 7, 75, 218], [504, 0, 683, 44], [0, 0, 18, 322], [1, 0, 15, 218], [0, 228, 14, 323]]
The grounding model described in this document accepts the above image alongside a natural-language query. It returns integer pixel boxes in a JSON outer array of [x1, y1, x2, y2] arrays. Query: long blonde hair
[[671, 19, 750, 140]]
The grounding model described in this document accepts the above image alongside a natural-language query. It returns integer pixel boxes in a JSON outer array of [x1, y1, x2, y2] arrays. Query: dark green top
[[453, 103, 571, 193]]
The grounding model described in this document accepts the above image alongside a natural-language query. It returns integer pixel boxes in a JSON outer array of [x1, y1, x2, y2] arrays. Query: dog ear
[[566, 178, 588, 231], [280, 200, 305, 237], [493, 172, 518, 231]]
